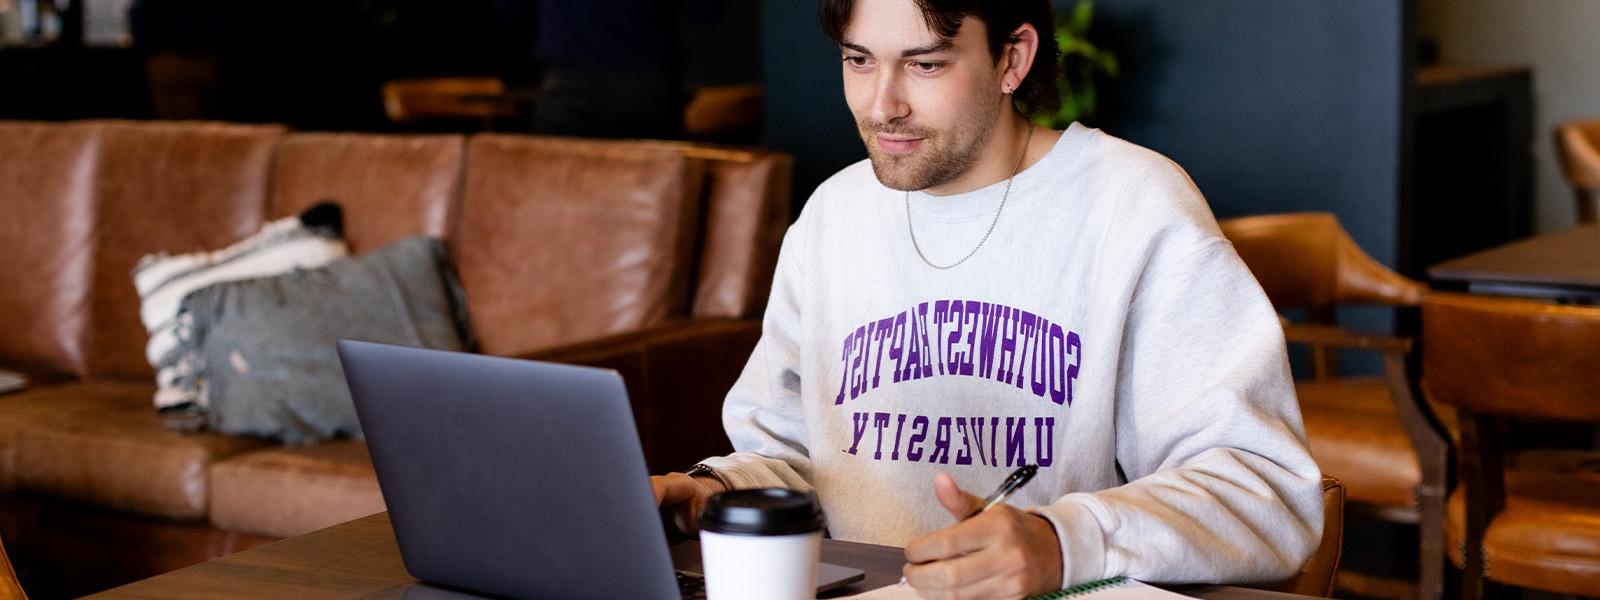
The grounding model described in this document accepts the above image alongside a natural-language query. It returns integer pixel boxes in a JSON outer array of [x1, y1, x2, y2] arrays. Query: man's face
[[840, 0, 1005, 192]]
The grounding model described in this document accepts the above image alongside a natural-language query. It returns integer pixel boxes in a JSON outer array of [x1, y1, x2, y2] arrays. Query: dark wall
[[1093, 0, 1407, 268], [760, 0, 860, 210]]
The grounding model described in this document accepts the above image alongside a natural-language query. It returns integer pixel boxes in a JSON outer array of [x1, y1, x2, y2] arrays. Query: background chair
[[1556, 118, 1600, 224], [1220, 213, 1451, 600], [1422, 293, 1600, 599], [1259, 475, 1346, 598], [380, 77, 519, 131], [682, 84, 764, 144], [0, 534, 24, 599]]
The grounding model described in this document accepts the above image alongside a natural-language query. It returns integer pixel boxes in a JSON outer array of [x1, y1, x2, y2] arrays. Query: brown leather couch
[[0, 120, 791, 597]]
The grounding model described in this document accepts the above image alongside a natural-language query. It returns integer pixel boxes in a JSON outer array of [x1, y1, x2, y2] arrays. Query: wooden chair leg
[[1386, 352, 1452, 600], [1578, 188, 1597, 225], [1416, 489, 1446, 600], [1458, 555, 1484, 600], [1456, 413, 1505, 600]]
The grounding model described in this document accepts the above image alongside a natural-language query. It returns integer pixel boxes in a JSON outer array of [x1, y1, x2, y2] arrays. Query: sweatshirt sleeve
[[1029, 232, 1324, 587], [694, 223, 815, 491]]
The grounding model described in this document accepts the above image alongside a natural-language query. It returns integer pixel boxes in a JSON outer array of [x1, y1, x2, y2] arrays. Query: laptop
[[337, 341, 865, 599]]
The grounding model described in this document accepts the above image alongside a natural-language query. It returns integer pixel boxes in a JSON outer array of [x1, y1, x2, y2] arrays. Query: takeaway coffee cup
[[697, 488, 826, 600]]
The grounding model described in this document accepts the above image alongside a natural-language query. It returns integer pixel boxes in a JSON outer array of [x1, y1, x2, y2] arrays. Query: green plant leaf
[[1097, 53, 1120, 76], [1064, 37, 1095, 56], [1050, 0, 1116, 126]]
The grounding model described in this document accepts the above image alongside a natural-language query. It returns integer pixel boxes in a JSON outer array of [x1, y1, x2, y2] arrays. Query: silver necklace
[[906, 126, 1034, 270]]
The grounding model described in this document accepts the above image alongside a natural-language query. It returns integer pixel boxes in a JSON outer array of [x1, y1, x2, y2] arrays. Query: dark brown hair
[[820, 0, 1062, 116]]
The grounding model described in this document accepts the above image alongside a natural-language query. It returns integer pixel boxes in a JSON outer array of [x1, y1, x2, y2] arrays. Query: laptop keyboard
[[672, 569, 704, 598], [675, 570, 707, 600]]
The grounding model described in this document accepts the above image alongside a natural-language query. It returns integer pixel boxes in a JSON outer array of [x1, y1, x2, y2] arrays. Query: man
[[653, 0, 1323, 597]]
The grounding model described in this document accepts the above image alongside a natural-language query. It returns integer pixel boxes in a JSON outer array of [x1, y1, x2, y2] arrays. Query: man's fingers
[[902, 545, 1018, 597], [904, 512, 1000, 563], [904, 505, 1062, 599], [654, 473, 706, 506], [650, 476, 667, 506], [933, 472, 983, 519]]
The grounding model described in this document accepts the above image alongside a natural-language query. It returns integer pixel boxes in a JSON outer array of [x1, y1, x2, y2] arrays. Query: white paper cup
[[697, 488, 826, 600]]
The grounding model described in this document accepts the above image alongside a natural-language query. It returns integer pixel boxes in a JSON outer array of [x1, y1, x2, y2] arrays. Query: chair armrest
[[1283, 323, 1413, 355], [1256, 475, 1344, 597], [518, 319, 762, 473]]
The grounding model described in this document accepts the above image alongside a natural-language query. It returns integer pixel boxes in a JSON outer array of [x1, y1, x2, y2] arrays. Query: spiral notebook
[[840, 576, 1193, 599]]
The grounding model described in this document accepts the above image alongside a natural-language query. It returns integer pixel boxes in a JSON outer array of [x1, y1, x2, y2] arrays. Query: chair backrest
[[0, 534, 26, 599], [1220, 212, 1426, 378], [381, 77, 512, 124], [1219, 213, 1425, 316], [1260, 475, 1345, 597], [1423, 293, 1600, 422], [683, 83, 764, 141], [1555, 119, 1600, 224]]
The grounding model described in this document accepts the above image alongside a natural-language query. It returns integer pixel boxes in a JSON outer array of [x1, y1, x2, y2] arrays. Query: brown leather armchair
[[1556, 118, 1600, 224], [1219, 213, 1451, 600], [1258, 475, 1346, 597], [0, 535, 22, 600], [381, 77, 518, 130], [1422, 293, 1600, 599]]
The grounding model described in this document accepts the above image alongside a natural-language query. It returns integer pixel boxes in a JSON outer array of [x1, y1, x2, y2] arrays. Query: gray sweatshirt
[[698, 124, 1323, 587]]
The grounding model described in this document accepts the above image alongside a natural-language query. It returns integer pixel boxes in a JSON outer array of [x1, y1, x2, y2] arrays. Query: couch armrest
[[518, 319, 761, 473]]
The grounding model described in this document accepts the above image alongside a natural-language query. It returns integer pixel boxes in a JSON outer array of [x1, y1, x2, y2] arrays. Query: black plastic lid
[[697, 488, 826, 536]]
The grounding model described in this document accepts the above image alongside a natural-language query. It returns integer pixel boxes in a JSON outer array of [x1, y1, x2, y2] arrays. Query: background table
[[88, 513, 1313, 599], [1428, 224, 1600, 301]]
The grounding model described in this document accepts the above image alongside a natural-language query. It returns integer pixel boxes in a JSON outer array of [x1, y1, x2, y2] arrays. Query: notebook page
[[837, 578, 1195, 599], [0, 370, 25, 395]]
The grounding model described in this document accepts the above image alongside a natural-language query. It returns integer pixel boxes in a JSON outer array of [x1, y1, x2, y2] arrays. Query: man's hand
[[902, 472, 1063, 600], [650, 472, 726, 534]]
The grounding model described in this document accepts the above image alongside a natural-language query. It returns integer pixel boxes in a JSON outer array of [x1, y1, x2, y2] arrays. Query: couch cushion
[[455, 135, 703, 356], [3, 381, 272, 520], [1297, 377, 1420, 509], [86, 121, 286, 379], [209, 441, 385, 539], [687, 147, 790, 320], [268, 133, 465, 253], [182, 237, 468, 443], [134, 211, 349, 416], [0, 121, 100, 378]]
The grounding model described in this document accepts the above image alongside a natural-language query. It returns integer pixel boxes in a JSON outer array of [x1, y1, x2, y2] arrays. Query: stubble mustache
[[857, 118, 936, 141]]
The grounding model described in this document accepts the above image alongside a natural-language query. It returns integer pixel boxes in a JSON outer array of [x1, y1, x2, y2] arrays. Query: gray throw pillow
[[177, 236, 472, 444]]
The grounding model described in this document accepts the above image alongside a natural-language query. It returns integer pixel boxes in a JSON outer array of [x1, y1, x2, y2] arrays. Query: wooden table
[[1428, 224, 1600, 301], [88, 513, 1313, 599]]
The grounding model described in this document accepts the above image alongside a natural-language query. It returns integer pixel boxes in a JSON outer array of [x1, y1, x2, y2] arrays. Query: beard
[[857, 92, 1003, 192]]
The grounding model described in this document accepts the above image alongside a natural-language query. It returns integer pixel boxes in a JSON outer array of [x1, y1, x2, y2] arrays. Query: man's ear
[[1000, 23, 1041, 94]]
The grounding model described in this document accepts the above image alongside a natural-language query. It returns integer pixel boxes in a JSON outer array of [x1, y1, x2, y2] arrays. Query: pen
[[969, 464, 1038, 519], [899, 464, 1040, 586]]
